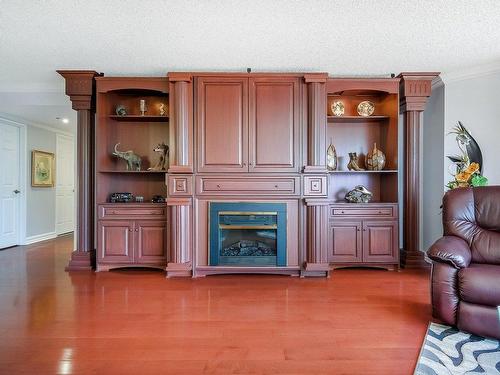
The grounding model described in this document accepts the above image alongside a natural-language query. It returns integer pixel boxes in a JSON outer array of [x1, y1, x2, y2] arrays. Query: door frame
[[55, 133, 75, 235], [0, 117, 27, 246]]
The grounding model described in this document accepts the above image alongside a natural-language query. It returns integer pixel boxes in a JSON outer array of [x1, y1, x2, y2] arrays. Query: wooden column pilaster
[[168, 73, 193, 174], [166, 198, 192, 277], [398, 72, 440, 268], [303, 74, 328, 173], [302, 199, 330, 277], [57, 70, 100, 271]]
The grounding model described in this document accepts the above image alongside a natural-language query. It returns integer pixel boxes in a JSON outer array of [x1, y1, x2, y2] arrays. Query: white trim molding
[[441, 60, 500, 85], [23, 231, 57, 245]]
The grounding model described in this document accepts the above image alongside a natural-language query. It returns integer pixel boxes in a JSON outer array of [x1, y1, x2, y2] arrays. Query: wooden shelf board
[[327, 115, 390, 122], [328, 170, 398, 174], [109, 115, 169, 122], [99, 170, 167, 174]]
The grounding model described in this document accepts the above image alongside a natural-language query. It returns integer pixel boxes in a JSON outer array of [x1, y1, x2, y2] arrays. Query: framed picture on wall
[[31, 150, 55, 187]]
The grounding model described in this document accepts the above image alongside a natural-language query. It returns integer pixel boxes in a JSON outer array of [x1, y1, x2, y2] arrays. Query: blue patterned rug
[[415, 323, 500, 374]]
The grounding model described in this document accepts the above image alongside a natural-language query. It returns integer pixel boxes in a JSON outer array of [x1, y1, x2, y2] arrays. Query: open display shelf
[[109, 115, 169, 122]]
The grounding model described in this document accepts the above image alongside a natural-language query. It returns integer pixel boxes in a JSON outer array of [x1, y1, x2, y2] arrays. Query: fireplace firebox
[[209, 202, 287, 266]]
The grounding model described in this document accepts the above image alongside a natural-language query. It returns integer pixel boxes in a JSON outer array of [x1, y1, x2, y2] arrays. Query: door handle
[[13, 189, 20, 194]]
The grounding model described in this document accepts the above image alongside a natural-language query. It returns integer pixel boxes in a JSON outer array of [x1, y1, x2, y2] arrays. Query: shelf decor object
[[159, 102, 168, 116], [357, 100, 375, 116], [331, 100, 345, 116], [139, 99, 147, 116], [365, 143, 386, 170], [347, 152, 364, 171], [345, 185, 373, 203], [327, 142, 338, 171], [112, 143, 142, 171], [115, 105, 127, 116], [147, 142, 169, 171]]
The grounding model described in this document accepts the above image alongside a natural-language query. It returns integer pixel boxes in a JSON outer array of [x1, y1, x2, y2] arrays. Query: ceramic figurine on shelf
[[327, 142, 338, 171], [139, 99, 147, 116], [147, 142, 169, 171], [112, 143, 142, 171], [159, 103, 168, 116], [115, 105, 127, 116], [365, 143, 386, 170], [347, 152, 364, 171], [345, 185, 373, 203]]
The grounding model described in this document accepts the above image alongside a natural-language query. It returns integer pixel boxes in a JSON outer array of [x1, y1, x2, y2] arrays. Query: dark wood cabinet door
[[249, 77, 300, 172], [328, 221, 362, 263], [196, 77, 248, 172], [98, 220, 134, 263], [362, 221, 398, 262], [135, 220, 168, 263]]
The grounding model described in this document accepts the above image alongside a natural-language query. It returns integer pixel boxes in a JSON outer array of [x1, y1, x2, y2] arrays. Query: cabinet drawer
[[329, 205, 397, 218], [99, 204, 167, 219], [196, 176, 300, 196]]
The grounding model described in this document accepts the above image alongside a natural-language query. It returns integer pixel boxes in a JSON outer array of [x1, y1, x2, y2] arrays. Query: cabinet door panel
[[196, 77, 248, 172], [135, 220, 168, 263], [249, 78, 299, 172], [98, 221, 134, 263], [328, 221, 362, 263], [362, 221, 398, 262]]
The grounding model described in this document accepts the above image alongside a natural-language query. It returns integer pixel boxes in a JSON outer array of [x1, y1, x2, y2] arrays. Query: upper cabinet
[[249, 77, 300, 172], [196, 77, 248, 173], [195, 75, 300, 173]]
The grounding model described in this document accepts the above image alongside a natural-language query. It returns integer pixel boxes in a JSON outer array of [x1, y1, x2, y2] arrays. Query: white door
[[0, 123, 20, 248], [55, 134, 75, 235]]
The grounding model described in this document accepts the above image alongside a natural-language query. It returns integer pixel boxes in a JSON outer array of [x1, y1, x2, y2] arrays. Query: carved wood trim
[[304, 79, 327, 173], [58, 70, 100, 271], [166, 198, 192, 277], [302, 199, 330, 277], [398, 72, 440, 268]]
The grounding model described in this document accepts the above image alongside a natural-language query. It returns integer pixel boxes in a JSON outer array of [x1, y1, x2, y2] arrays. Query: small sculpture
[[357, 101, 375, 117], [327, 142, 337, 171], [147, 142, 169, 171], [365, 143, 386, 170], [115, 105, 127, 116], [345, 185, 373, 203], [112, 143, 142, 171], [139, 99, 147, 116], [151, 195, 166, 203], [159, 103, 168, 116], [347, 152, 365, 171]]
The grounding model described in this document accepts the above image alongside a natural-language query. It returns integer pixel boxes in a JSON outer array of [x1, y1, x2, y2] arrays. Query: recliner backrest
[[443, 186, 500, 265]]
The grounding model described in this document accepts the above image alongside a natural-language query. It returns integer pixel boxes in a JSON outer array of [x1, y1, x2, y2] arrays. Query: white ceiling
[[1, 0, 500, 129]]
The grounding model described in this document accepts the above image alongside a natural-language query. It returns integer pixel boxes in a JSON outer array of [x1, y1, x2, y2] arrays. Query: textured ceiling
[[1, 0, 500, 128]]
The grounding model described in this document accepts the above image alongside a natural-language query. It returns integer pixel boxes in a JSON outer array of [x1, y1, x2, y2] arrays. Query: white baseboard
[[23, 231, 57, 245]]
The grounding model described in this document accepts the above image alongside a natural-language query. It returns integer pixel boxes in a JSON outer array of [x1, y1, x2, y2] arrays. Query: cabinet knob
[[274, 185, 279, 189], [243, 163, 246, 166], [129, 229, 132, 232], [341, 211, 345, 214], [135, 228, 139, 232], [249, 162, 253, 166], [217, 184, 221, 189]]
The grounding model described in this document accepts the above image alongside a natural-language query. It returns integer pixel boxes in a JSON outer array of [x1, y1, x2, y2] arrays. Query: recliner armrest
[[427, 236, 472, 269]]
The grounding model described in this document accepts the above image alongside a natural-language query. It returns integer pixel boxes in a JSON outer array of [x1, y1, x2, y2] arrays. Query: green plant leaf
[[471, 175, 488, 187]]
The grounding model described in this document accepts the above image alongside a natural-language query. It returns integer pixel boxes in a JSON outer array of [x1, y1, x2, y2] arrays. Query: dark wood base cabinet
[[97, 204, 168, 271], [328, 203, 399, 270]]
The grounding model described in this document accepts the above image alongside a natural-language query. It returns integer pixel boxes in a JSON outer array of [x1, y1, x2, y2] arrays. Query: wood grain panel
[[98, 220, 133, 263], [196, 77, 248, 172], [135, 220, 168, 263], [328, 221, 362, 263], [362, 220, 398, 262], [196, 176, 300, 196], [249, 78, 299, 172]]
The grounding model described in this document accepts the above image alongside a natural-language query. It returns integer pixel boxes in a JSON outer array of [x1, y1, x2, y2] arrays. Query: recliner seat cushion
[[459, 263, 500, 307]]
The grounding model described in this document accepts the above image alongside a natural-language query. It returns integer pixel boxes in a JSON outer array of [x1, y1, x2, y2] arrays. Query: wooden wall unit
[[325, 78, 401, 270], [60, 69, 438, 276]]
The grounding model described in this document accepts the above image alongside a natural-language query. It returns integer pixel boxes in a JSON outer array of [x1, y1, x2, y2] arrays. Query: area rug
[[415, 323, 500, 374]]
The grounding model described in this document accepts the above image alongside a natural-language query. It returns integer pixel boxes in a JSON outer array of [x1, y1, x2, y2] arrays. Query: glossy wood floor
[[0, 235, 432, 374]]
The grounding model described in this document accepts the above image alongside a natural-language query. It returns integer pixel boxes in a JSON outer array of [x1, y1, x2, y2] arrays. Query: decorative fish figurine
[[327, 143, 337, 171]]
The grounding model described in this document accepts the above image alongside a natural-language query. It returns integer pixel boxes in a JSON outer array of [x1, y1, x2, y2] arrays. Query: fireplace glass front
[[210, 203, 286, 267]]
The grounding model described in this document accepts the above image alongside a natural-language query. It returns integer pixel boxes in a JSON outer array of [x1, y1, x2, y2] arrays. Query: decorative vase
[[115, 105, 127, 116], [347, 152, 364, 171], [365, 143, 386, 170], [139, 99, 147, 116], [327, 142, 337, 171]]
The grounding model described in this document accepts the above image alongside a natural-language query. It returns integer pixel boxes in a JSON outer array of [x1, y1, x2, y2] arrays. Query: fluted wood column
[[166, 198, 192, 277], [302, 200, 330, 277], [303, 74, 328, 173], [168, 73, 193, 174], [57, 70, 100, 271], [398, 72, 440, 268]]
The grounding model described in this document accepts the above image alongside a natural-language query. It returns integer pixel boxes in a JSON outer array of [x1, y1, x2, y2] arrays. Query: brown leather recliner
[[427, 186, 500, 339]]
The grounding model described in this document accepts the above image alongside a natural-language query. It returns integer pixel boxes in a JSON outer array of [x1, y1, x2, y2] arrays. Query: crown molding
[[440, 61, 500, 85], [0, 113, 74, 137]]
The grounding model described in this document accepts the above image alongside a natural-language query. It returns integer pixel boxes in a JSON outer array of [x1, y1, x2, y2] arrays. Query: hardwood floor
[[0, 235, 431, 374]]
